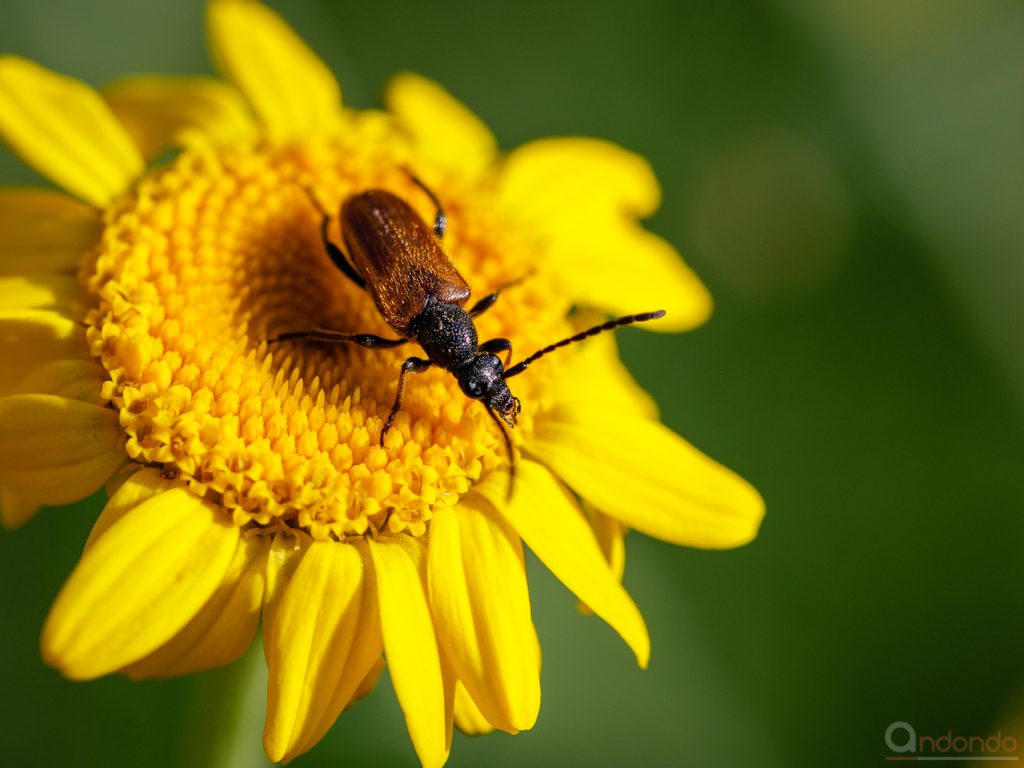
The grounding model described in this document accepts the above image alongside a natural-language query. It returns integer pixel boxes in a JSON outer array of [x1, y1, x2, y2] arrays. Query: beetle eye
[[466, 378, 483, 397]]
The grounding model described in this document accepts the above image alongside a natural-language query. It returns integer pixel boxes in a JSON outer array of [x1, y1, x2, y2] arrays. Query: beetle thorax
[[408, 300, 479, 370]]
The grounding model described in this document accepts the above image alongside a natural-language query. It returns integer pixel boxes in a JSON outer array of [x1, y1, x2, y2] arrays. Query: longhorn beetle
[[270, 175, 665, 493]]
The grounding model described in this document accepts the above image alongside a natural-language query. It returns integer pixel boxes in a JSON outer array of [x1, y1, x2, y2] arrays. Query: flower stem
[[181, 637, 273, 768]]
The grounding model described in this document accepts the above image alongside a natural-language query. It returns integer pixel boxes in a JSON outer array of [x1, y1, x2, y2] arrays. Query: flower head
[[0, 1, 763, 765]]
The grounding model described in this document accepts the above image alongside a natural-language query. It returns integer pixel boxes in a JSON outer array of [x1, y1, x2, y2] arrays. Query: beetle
[[270, 175, 665, 489]]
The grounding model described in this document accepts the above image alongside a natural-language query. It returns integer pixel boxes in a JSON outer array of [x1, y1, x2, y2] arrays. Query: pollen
[[84, 128, 568, 539]]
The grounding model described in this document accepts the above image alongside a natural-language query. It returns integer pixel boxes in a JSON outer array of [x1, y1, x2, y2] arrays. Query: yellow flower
[[0, 1, 763, 765]]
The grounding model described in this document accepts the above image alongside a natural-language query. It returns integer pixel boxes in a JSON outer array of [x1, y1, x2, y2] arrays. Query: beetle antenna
[[504, 310, 665, 379], [485, 407, 516, 499]]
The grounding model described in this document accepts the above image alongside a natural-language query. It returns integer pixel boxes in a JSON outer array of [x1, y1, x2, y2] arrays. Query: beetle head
[[457, 354, 521, 427]]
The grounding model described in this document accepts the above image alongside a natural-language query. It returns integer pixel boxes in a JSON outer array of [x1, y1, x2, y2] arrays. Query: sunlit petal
[[207, 0, 342, 137], [368, 536, 452, 768], [386, 73, 496, 178], [263, 538, 382, 764], [42, 486, 238, 679], [497, 138, 711, 330], [124, 533, 269, 679], [0, 56, 143, 206], [476, 460, 650, 667], [428, 499, 540, 733], [84, 468, 175, 551], [526, 404, 765, 548]]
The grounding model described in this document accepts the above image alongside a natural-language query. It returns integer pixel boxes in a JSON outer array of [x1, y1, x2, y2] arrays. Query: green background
[[3, 1, 1024, 766]]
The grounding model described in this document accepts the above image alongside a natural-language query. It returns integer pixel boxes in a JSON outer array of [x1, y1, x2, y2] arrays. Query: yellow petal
[[0, 394, 123, 508], [0, 57, 143, 207], [556, 226, 711, 332], [0, 310, 89, 395], [553, 317, 659, 418], [263, 531, 311, 622], [104, 76, 256, 160], [453, 680, 495, 736], [476, 460, 649, 667], [386, 73, 497, 178], [368, 536, 452, 768], [10, 359, 107, 405], [500, 137, 661, 219], [428, 499, 540, 733], [351, 655, 385, 706], [589, 504, 626, 581], [124, 532, 268, 679], [85, 467, 175, 551], [0, 488, 40, 529], [207, 0, 342, 138], [0, 274, 83, 313], [0, 189, 100, 275], [497, 138, 711, 331], [263, 539, 382, 764], [42, 485, 239, 679], [577, 504, 626, 615], [526, 404, 764, 548], [104, 462, 145, 499]]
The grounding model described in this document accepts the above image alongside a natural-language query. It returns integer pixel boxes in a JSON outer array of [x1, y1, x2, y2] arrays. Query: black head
[[457, 354, 522, 427]]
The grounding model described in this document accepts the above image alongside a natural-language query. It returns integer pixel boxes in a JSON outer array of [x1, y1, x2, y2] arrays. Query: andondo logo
[[885, 721, 1019, 762]]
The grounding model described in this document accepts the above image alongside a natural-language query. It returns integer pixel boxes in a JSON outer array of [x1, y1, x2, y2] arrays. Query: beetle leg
[[468, 271, 535, 318], [267, 328, 407, 348], [294, 183, 367, 289], [405, 170, 447, 239], [468, 292, 499, 317], [318, 214, 367, 290], [380, 356, 433, 446], [480, 337, 513, 366]]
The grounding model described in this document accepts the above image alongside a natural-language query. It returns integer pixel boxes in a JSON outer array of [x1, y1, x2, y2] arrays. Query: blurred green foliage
[[2, 1, 1024, 766]]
